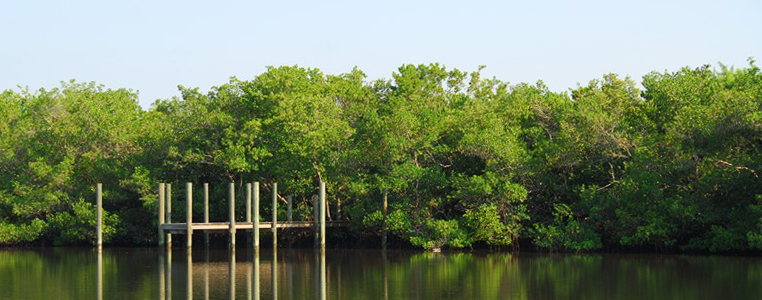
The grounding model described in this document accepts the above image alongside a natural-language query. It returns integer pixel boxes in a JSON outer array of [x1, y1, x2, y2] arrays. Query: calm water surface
[[1, 248, 760, 300]]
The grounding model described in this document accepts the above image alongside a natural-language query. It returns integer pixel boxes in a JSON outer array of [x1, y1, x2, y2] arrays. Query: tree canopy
[[1, 61, 761, 253]]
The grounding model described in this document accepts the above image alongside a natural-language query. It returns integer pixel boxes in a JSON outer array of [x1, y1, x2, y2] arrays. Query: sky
[[1, 0, 760, 109]]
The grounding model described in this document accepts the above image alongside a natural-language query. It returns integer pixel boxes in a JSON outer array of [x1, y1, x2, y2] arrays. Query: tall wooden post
[[253, 182, 260, 250], [166, 183, 172, 248], [382, 190, 388, 250], [229, 182, 236, 248], [246, 183, 252, 223], [320, 181, 326, 249], [246, 182, 252, 247], [96, 183, 102, 250], [272, 183, 278, 248], [158, 183, 165, 247], [186, 182, 193, 248], [313, 195, 319, 248], [203, 183, 209, 246]]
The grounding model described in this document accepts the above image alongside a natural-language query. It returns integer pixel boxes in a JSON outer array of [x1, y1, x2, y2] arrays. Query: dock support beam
[[186, 182, 193, 248], [229, 182, 236, 249], [272, 182, 278, 248], [253, 182, 259, 250], [166, 183, 172, 248], [158, 183, 165, 247], [96, 183, 102, 250], [204, 183, 209, 246], [320, 181, 326, 250]]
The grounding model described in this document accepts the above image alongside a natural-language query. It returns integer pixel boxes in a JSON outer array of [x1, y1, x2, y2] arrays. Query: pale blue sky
[[1, 0, 760, 109]]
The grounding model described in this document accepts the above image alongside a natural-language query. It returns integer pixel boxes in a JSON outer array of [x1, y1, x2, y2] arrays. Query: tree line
[[1, 61, 761, 253]]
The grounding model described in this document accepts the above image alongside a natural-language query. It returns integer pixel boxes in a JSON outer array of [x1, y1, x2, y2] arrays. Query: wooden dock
[[160, 221, 349, 233], [154, 181, 341, 250], [95, 180, 346, 250]]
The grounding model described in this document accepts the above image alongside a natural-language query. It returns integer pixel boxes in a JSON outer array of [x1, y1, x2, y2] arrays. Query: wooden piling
[[246, 182, 252, 247], [313, 195, 319, 248], [96, 183, 102, 250], [253, 182, 260, 249], [382, 190, 388, 250], [186, 182, 192, 248], [203, 183, 209, 246], [158, 183, 165, 247], [229, 182, 236, 248], [272, 182, 278, 248], [246, 183, 252, 223], [320, 181, 326, 249], [167, 183, 172, 248]]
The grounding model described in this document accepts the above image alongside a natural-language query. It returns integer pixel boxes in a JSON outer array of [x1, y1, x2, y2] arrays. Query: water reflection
[[2, 248, 760, 300], [153, 248, 329, 300]]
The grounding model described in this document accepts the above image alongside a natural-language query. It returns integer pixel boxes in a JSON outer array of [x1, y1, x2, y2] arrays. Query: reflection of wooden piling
[[204, 183, 209, 246], [167, 249, 173, 300], [253, 250, 260, 300], [167, 184, 172, 249], [186, 249, 192, 300], [97, 250, 103, 300], [229, 182, 236, 248], [186, 182, 193, 248], [229, 250, 236, 300], [96, 183, 102, 250], [159, 250, 166, 300], [382, 250, 388, 300], [272, 250, 278, 300], [159, 183, 165, 247], [253, 182, 260, 250], [272, 183, 278, 248], [246, 253, 252, 300], [320, 182, 326, 250], [204, 250, 209, 300], [320, 250, 326, 300]]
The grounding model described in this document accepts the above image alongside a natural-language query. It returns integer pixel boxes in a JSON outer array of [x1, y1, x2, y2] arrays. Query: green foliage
[[1, 61, 761, 253], [0, 219, 46, 245], [46, 200, 121, 246], [531, 203, 601, 252]]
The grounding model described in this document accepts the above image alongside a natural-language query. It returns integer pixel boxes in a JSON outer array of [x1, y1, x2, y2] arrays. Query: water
[[0, 248, 760, 300]]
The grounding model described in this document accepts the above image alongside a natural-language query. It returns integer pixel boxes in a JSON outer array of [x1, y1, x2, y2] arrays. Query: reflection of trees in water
[[2, 249, 762, 300]]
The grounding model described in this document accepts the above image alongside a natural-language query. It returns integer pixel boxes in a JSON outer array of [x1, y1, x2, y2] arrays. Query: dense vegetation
[[1, 61, 761, 253]]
